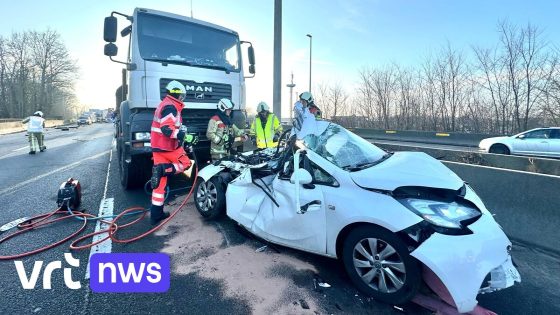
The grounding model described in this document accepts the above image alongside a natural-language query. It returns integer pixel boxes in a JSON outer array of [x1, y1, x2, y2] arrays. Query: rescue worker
[[150, 80, 198, 224], [250, 101, 283, 149], [22, 111, 46, 154], [299, 92, 322, 119], [207, 98, 248, 161]]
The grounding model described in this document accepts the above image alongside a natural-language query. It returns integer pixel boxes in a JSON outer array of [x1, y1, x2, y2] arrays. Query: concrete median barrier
[[444, 161, 560, 253], [0, 119, 65, 135], [352, 128, 500, 147], [373, 142, 560, 176]]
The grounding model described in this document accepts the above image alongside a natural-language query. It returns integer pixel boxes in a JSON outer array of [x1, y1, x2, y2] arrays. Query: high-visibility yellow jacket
[[250, 113, 282, 148]]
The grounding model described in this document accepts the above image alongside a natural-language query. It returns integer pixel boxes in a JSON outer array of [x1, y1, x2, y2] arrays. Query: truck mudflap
[[410, 214, 521, 313]]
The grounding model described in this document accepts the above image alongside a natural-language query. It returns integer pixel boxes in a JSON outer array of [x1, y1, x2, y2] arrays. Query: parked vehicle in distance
[[479, 127, 560, 158], [77, 116, 92, 125]]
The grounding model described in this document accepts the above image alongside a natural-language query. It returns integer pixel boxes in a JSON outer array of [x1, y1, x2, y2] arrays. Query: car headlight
[[399, 198, 480, 229], [134, 132, 151, 141]]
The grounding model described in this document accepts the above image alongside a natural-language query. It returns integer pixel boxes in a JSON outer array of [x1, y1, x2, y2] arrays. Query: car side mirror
[[517, 134, 526, 140], [290, 169, 312, 185]]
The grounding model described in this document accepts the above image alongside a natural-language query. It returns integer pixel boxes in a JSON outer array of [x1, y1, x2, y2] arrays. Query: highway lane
[[0, 123, 113, 314], [0, 124, 558, 314]]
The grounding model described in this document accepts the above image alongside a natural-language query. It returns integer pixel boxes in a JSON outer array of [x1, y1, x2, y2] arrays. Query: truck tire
[[118, 146, 150, 189]]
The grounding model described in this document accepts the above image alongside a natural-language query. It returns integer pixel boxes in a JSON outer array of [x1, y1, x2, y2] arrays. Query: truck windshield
[[137, 12, 240, 72]]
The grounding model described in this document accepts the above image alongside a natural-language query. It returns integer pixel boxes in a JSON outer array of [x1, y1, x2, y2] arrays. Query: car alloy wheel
[[196, 180, 217, 213], [352, 237, 406, 293]]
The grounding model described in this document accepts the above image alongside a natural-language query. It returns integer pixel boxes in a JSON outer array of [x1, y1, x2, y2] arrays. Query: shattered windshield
[[137, 12, 240, 72], [302, 123, 388, 171]]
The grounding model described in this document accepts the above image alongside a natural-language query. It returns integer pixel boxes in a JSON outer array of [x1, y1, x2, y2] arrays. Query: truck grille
[[160, 79, 232, 104]]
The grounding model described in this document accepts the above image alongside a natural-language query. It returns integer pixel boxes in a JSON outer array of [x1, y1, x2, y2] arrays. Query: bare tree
[[0, 29, 78, 119]]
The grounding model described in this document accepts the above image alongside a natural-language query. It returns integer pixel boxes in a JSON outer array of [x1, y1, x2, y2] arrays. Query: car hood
[[350, 152, 464, 191]]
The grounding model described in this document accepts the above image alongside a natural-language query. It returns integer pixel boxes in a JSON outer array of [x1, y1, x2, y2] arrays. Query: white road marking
[[84, 198, 113, 280], [85, 140, 115, 280], [0, 150, 110, 196], [443, 160, 560, 179], [13, 146, 28, 152]]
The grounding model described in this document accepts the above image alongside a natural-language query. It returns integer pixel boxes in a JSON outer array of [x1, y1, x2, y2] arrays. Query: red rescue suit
[[150, 95, 191, 207]]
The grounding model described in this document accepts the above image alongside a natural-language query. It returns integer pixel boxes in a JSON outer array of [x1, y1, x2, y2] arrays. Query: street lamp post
[[306, 34, 312, 93], [286, 72, 296, 122]]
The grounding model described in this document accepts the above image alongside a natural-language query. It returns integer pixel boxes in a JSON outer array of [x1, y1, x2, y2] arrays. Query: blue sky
[[1, 0, 558, 116]]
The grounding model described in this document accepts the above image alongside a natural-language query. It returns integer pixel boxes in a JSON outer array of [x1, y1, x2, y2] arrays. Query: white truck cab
[[103, 8, 255, 188]]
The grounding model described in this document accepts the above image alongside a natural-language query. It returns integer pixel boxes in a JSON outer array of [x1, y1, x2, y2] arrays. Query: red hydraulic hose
[[0, 166, 198, 260]]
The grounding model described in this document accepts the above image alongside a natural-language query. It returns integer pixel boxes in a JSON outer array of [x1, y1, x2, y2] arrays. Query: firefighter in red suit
[[149, 80, 196, 224]]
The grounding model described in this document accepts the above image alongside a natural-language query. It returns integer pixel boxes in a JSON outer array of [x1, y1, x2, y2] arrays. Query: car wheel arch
[[335, 222, 397, 259], [489, 143, 511, 154]]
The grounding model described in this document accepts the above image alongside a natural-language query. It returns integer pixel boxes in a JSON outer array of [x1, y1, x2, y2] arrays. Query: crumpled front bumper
[[411, 214, 521, 313]]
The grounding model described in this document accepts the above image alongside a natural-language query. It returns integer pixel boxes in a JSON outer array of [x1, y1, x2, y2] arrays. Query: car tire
[[194, 176, 226, 219], [342, 225, 421, 305], [489, 144, 510, 155]]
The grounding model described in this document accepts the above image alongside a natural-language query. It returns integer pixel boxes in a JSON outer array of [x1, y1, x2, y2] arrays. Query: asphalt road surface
[[0, 124, 558, 314]]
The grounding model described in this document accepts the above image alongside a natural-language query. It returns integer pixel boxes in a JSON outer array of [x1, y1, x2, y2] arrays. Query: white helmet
[[299, 91, 314, 103], [165, 80, 186, 95], [217, 98, 234, 112], [256, 101, 269, 113], [34, 111, 44, 117]]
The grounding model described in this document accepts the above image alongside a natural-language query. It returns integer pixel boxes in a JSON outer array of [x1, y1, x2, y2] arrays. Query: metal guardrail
[[351, 128, 502, 147], [372, 142, 560, 177]]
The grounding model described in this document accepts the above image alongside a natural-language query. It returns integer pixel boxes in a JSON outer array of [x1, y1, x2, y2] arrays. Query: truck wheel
[[118, 145, 146, 189], [194, 177, 225, 219], [342, 225, 421, 305]]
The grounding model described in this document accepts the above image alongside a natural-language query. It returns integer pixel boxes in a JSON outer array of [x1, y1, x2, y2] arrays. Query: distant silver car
[[479, 127, 560, 158]]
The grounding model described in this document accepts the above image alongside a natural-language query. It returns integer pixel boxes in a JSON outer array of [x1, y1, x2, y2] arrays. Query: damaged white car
[[194, 118, 520, 313]]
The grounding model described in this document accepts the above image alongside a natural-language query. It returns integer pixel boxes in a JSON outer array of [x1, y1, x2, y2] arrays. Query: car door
[[521, 129, 551, 156], [548, 129, 560, 158], [255, 152, 327, 254], [514, 129, 551, 156]]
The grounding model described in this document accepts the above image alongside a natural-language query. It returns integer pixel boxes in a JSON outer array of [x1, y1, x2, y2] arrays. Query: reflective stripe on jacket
[[150, 95, 184, 151], [207, 115, 244, 156], [250, 113, 282, 148]]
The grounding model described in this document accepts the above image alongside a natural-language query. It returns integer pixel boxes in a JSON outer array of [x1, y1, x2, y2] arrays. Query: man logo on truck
[[185, 85, 213, 93]]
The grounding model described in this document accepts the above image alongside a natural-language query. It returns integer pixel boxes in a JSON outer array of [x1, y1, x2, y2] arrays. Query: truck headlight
[[399, 198, 480, 229], [134, 132, 151, 141]]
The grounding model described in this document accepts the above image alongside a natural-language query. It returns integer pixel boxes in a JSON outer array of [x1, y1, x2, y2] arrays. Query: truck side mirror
[[249, 65, 255, 75], [248, 46, 255, 65], [104, 43, 118, 57], [104, 16, 118, 42], [121, 25, 132, 37]]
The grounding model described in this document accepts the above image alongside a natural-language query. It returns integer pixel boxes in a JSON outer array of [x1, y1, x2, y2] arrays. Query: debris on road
[[256, 245, 267, 253], [299, 299, 310, 310]]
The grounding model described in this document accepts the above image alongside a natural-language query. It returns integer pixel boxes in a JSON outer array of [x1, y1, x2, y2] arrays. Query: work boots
[[150, 204, 170, 225]]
